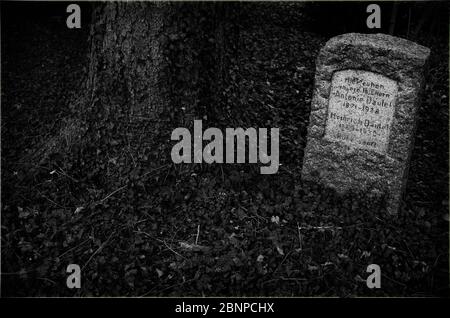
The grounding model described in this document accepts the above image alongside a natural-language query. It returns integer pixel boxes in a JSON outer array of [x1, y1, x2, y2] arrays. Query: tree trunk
[[388, 3, 399, 35], [412, 5, 434, 38], [75, 2, 235, 186]]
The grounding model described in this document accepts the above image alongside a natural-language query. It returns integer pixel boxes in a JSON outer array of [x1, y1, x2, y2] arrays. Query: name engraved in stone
[[324, 70, 397, 153]]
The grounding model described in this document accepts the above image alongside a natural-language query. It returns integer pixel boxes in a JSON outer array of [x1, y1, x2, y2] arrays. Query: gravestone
[[301, 33, 430, 214]]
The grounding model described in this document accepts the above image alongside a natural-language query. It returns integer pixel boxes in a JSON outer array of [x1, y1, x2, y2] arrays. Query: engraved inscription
[[324, 70, 397, 153]]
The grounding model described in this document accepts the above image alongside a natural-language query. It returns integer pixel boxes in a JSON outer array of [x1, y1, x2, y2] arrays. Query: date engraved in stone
[[324, 70, 397, 153]]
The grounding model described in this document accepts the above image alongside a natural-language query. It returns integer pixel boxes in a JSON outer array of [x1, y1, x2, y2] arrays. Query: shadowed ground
[[1, 2, 448, 297]]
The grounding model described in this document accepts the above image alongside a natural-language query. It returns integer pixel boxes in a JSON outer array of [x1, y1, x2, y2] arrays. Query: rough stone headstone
[[301, 33, 430, 214]]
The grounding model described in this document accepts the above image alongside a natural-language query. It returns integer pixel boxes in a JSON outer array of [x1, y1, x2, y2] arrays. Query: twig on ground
[[195, 224, 200, 245], [162, 163, 173, 184], [134, 230, 185, 259], [82, 232, 115, 270], [139, 278, 196, 297], [142, 164, 171, 178], [297, 222, 302, 251], [99, 185, 127, 203], [54, 163, 79, 182], [37, 277, 57, 285], [57, 238, 91, 259], [298, 225, 343, 230], [280, 166, 295, 176], [37, 191, 71, 209]]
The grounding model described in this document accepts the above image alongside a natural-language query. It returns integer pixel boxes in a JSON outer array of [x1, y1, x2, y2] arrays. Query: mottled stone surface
[[301, 33, 430, 214]]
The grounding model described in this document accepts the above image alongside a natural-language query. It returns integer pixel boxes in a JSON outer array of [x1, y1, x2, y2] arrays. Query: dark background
[[1, 1, 449, 297]]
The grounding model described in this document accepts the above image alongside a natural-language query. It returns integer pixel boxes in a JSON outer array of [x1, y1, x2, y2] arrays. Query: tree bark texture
[[77, 2, 237, 185]]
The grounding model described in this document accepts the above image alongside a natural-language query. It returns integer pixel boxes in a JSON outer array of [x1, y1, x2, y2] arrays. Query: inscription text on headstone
[[324, 70, 397, 153]]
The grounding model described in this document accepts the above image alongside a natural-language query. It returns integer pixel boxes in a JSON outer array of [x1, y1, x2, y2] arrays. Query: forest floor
[[1, 5, 449, 297]]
